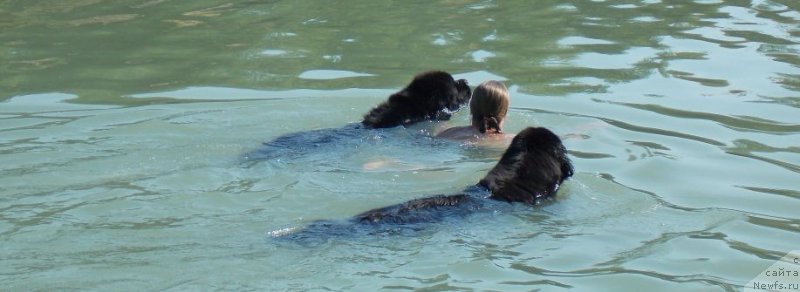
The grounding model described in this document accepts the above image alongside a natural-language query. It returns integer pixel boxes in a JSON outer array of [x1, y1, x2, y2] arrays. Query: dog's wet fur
[[248, 71, 470, 161], [478, 127, 574, 204], [361, 71, 471, 128], [274, 127, 574, 242]]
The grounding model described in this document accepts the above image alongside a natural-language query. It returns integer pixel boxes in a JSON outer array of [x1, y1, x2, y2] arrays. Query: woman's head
[[470, 80, 510, 134]]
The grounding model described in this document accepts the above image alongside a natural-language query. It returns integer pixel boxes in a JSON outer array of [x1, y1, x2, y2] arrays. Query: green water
[[1, 0, 799, 291]]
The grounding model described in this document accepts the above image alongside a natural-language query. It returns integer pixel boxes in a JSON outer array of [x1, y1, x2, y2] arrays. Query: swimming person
[[436, 80, 515, 145]]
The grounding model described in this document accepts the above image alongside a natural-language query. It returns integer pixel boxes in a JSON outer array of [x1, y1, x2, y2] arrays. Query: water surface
[[1, 0, 799, 291]]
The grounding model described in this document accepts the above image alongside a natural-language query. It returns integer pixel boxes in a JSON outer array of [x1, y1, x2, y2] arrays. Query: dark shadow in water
[[244, 122, 510, 165], [244, 123, 369, 161], [239, 122, 486, 171]]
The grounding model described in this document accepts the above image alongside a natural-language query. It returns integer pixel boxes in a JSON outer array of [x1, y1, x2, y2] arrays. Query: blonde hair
[[470, 80, 510, 133]]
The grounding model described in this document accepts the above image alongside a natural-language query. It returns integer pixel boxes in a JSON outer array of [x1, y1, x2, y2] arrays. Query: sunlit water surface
[[1, 1, 799, 291]]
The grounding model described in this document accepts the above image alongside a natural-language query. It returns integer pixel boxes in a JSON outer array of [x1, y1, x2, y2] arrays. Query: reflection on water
[[4, 0, 795, 102], [1, 0, 799, 290]]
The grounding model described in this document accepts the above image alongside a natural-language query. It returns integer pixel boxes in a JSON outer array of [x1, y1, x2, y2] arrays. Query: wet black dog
[[362, 71, 471, 128], [247, 71, 470, 161], [273, 127, 574, 241]]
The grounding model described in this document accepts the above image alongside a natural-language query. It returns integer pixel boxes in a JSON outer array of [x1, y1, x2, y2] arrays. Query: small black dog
[[274, 127, 574, 240], [362, 71, 471, 128]]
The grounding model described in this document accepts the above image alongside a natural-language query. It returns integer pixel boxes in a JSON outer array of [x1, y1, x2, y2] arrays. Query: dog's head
[[362, 71, 471, 128], [405, 71, 471, 113], [479, 127, 574, 204]]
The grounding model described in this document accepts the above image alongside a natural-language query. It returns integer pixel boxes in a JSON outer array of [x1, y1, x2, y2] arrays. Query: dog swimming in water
[[272, 127, 574, 242], [361, 71, 471, 128], [247, 71, 471, 161]]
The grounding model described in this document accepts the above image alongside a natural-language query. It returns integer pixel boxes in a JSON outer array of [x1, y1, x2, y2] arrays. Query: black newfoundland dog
[[247, 71, 471, 161], [362, 71, 471, 128], [272, 127, 574, 240]]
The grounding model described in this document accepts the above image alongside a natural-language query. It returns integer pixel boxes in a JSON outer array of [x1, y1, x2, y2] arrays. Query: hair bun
[[478, 116, 502, 134]]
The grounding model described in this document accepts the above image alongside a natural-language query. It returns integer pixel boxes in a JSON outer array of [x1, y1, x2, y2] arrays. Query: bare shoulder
[[436, 126, 478, 140], [477, 132, 516, 148], [436, 126, 517, 147]]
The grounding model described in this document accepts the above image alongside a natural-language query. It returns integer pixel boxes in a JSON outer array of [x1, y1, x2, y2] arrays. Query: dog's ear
[[556, 143, 574, 182], [478, 134, 527, 201], [453, 79, 471, 109], [408, 71, 457, 107], [432, 76, 470, 112], [521, 127, 574, 184]]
